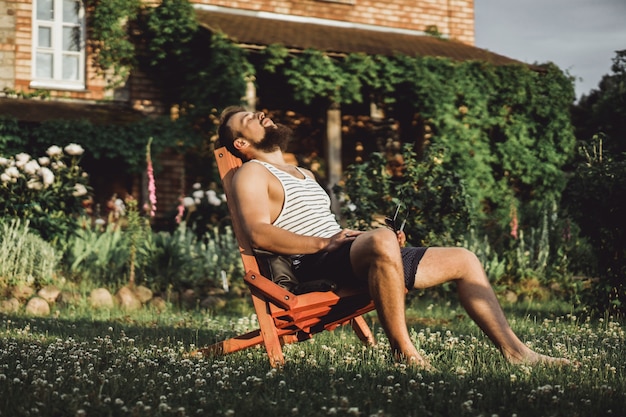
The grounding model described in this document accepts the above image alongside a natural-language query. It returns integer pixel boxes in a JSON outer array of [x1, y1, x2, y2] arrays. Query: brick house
[[0, 0, 517, 225]]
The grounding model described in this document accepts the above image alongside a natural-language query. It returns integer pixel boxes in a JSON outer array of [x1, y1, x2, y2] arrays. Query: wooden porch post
[[244, 76, 257, 111], [326, 102, 342, 218]]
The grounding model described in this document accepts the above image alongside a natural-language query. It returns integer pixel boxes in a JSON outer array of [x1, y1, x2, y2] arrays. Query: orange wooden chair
[[193, 146, 377, 367]]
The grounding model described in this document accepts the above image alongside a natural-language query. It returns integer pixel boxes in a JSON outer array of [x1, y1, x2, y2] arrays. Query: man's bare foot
[[506, 351, 571, 366], [394, 351, 437, 371]]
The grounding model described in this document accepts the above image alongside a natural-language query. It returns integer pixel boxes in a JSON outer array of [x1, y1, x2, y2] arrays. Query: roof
[[195, 9, 523, 66], [0, 97, 144, 125]]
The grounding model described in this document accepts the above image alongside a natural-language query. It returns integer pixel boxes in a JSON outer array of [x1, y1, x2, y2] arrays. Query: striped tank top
[[251, 160, 341, 239]]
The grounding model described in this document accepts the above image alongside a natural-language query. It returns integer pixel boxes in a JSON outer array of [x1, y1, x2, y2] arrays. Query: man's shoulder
[[233, 160, 270, 184], [238, 160, 266, 174]]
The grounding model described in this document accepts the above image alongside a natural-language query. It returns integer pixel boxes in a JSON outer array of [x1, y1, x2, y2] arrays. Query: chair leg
[[251, 293, 285, 367], [191, 329, 264, 357], [351, 315, 376, 346]]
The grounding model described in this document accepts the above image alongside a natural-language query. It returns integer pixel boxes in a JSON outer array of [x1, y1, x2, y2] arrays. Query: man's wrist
[[317, 237, 331, 253]]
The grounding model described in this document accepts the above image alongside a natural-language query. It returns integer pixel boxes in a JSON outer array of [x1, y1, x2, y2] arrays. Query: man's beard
[[252, 124, 293, 153]]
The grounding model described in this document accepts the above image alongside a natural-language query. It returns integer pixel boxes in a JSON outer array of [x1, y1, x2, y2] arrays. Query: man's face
[[229, 111, 292, 153], [253, 124, 293, 153]]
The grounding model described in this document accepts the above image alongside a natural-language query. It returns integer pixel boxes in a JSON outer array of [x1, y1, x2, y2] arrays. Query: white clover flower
[[38, 156, 50, 166], [72, 183, 88, 197], [0, 157, 8, 166], [192, 190, 205, 199], [192, 182, 202, 190], [24, 160, 41, 175], [46, 145, 63, 157], [39, 167, 55, 187], [0, 172, 11, 183], [64, 143, 85, 156]]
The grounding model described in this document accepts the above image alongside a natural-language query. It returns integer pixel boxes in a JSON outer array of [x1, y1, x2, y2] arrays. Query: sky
[[474, 0, 626, 101]]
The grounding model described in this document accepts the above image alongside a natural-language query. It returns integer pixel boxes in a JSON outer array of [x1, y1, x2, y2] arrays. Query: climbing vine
[[86, 0, 141, 87]]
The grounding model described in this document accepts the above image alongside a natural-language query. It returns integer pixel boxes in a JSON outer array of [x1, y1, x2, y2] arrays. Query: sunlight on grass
[[1, 298, 624, 417]]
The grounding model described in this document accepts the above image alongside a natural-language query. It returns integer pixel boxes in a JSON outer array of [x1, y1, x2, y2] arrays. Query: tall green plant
[[65, 222, 128, 285], [0, 219, 59, 288]]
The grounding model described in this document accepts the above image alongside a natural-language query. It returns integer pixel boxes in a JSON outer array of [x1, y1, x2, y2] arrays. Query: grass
[[0, 296, 624, 417]]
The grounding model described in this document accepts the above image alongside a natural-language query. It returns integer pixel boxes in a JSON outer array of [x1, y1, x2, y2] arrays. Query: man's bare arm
[[231, 163, 359, 254]]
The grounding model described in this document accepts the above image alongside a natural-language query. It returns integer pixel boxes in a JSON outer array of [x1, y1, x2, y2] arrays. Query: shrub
[[335, 144, 473, 247], [177, 182, 229, 238], [64, 219, 245, 296], [562, 135, 626, 314], [141, 223, 244, 294], [0, 143, 92, 244]]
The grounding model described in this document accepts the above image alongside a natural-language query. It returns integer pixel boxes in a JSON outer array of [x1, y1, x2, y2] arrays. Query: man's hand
[[324, 229, 363, 252], [396, 230, 406, 247]]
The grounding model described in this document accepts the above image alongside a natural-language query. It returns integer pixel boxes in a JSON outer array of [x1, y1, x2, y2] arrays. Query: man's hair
[[217, 105, 247, 159]]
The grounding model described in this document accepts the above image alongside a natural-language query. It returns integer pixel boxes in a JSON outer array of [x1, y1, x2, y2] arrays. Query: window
[[31, 0, 85, 90]]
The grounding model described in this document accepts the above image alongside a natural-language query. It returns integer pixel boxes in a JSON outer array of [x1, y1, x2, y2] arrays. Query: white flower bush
[[0, 143, 91, 242], [177, 182, 228, 236]]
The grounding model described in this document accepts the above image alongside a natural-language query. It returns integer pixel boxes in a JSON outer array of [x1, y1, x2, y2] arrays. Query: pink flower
[[175, 198, 185, 224], [509, 206, 518, 240], [146, 138, 157, 217]]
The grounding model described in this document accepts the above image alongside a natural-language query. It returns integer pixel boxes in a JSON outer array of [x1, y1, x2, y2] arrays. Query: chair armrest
[[244, 270, 299, 310]]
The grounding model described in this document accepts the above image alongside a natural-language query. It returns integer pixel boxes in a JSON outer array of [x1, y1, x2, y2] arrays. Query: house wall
[[2, 0, 105, 99], [0, 1, 17, 89], [0, 0, 163, 110], [192, 0, 475, 45], [0, 1, 177, 227]]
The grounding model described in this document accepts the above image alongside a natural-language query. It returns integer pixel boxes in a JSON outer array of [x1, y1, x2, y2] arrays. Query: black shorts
[[293, 242, 427, 290]]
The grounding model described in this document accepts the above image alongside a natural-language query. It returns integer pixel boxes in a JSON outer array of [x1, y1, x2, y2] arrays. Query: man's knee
[[358, 228, 400, 259], [457, 247, 481, 267], [350, 228, 402, 280]]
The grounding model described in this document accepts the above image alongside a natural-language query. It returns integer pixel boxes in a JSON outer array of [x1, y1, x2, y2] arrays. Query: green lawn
[[1, 297, 624, 417]]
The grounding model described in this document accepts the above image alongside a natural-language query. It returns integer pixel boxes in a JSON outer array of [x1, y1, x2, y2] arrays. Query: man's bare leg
[[414, 247, 569, 365], [350, 229, 434, 369]]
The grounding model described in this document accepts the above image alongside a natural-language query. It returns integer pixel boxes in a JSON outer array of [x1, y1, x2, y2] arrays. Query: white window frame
[[316, 0, 356, 4], [30, 0, 86, 91]]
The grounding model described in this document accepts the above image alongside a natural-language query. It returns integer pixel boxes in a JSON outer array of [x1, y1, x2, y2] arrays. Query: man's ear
[[233, 138, 247, 151]]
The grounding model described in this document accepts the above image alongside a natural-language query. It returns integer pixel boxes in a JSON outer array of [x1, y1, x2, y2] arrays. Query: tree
[[565, 50, 626, 314], [573, 50, 626, 157]]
